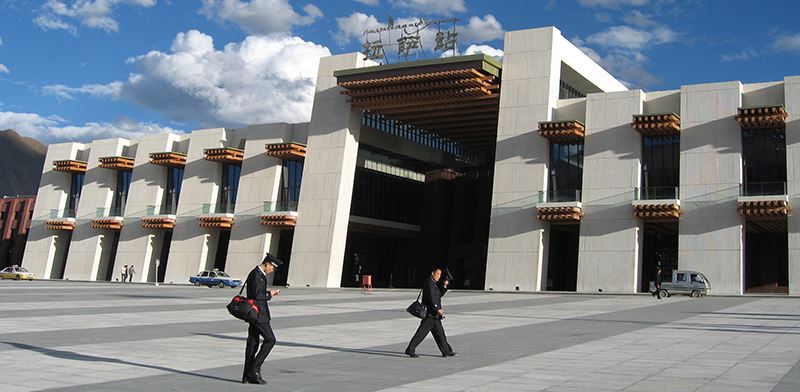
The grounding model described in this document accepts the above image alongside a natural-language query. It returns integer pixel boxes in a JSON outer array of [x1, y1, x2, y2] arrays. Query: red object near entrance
[[361, 274, 373, 294]]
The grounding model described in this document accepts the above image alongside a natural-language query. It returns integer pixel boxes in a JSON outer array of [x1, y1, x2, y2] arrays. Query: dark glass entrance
[[545, 224, 579, 291], [744, 220, 788, 294]]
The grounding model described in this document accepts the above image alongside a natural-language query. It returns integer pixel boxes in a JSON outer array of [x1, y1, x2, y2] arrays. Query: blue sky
[[0, 0, 798, 144]]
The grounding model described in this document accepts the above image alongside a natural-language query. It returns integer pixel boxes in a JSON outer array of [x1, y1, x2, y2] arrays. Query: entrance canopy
[[335, 54, 501, 156]]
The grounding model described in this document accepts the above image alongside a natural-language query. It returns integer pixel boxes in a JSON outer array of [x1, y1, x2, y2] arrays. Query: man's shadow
[[1, 341, 237, 384], [193, 333, 441, 358]]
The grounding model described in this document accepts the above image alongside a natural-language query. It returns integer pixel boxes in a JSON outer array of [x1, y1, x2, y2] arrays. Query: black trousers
[[243, 320, 276, 378], [406, 316, 452, 355]]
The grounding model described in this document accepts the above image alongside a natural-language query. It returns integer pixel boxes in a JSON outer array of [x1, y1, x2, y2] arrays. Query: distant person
[[121, 265, 128, 283], [653, 266, 663, 299], [242, 254, 282, 385], [128, 265, 135, 283], [404, 266, 456, 358]]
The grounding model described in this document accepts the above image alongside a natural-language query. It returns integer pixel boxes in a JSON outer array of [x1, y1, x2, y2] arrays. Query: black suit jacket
[[421, 277, 448, 318], [245, 267, 273, 322]]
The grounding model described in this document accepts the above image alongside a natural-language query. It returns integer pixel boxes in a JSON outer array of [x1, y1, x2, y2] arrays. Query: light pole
[[154, 258, 160, 287]]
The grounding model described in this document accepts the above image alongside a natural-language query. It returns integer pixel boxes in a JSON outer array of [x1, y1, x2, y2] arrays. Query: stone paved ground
[[1, 281, 799, 391]]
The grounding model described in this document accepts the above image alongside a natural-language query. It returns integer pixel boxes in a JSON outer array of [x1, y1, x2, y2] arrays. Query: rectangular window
[[548, 142, 584, 202], [219, 163, 241, 213], [67, 173, 84, 217], [641, 135, 680, 199], [742, 128, 786, 196], [111, 171, 131, 216], [278, 160, 303, 210], [163, 167, 184, 214]]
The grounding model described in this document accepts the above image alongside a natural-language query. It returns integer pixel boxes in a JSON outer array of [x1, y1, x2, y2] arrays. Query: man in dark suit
[[404, 266, 457, 358], [242, 254, 282, 384]]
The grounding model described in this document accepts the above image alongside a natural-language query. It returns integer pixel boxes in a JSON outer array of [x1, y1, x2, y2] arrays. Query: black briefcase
[[227, 282, 259, 322], [406, 290, 427, 319]]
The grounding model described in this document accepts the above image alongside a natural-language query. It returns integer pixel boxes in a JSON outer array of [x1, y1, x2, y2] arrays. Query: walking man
[[121, 265, 127, 283], [128, 265, 135, 283], [242, 254, 282, 384], [405, 266, 456, 358], [653, 266, 663, 299]]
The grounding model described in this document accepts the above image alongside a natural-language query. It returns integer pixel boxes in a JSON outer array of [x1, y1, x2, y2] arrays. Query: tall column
[[163, 128, 226, 284], [679, 81, 744, 295], [576, 90, 644, 293], [288, 53, 371, 288], [785, 76, 800, 295], [22, 142, 85, 278], [63, 138, 129, 281], [225, 123, 291, 280], [114, 133, 183, 283], [485, 27, 561, 291]]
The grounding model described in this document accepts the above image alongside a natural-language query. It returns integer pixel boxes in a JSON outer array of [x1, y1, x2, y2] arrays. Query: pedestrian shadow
[[1, 341, 238, 384], [192, 333, 437, 358]]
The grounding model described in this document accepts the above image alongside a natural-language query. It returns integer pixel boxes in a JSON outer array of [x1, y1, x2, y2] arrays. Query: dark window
[[67, 173, 84, 217], [219, 163, 241, 213], [559, 80, 585, 99], [548, 142, 583, 202], [163, 167, 184, 214], [742, 128, 786, 195], [641, 135, 680, 199], [278, 160, 303, 210], [111, 171, 131, 216], [350, 167, 423, 225]]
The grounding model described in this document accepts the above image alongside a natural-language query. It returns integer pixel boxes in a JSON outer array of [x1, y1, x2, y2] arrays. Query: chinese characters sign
[[361, 16, 459, 63]]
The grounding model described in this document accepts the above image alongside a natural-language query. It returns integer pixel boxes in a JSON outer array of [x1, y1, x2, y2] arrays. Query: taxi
[[0, 265, 36, 280], [189, 269, 241, 288]]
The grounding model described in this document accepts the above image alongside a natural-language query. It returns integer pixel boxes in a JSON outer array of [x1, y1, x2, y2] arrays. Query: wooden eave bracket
[[203, 147, 244, 164], [197, 215, 235, 229], [536, 206, 583, 223], [737, 105, 788, 130], [91, 218, 123, 230], [737, 200, 790, 218], [633, 203, 681, 219], [52, 160, 88, 174], [141, 216, 176, 229], [98, 156, 135, 171], [259, 213, 297, 228], [631, 113, 681, 136], [149, 152, 187, 168], [265, 143, 306, 160], [45, 219, 75, 231], [538, 120, 585, 142]]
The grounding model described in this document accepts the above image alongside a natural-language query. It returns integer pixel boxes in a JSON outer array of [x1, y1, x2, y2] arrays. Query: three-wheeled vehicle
[[650, 270, 710, 298]]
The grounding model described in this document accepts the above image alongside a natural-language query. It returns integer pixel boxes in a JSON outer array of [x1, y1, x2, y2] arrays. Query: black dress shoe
[[443, 352, 458, 357], [243, 377, 267, 385], [404, 349, 419, 358]]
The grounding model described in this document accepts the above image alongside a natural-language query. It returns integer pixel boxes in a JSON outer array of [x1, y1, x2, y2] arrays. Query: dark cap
[[262, 253, 284, 268]]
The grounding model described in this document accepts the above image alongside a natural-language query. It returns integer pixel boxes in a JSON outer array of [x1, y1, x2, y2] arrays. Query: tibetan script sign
[[362, 16, 459, 62]]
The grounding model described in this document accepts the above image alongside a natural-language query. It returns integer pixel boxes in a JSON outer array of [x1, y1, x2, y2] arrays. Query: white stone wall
[[785, 77, 800, 295], [287, 53, 372, 288], [21, 142, 86, 278], [576, 90, 644, 293], [678, 81, 744, 295], [63, 138, 130, 281]]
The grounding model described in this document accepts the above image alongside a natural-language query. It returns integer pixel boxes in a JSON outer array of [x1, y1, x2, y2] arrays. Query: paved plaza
[[1, 281, 800, 391]]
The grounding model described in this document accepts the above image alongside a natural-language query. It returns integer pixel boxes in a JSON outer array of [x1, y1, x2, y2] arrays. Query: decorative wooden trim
[[425, 168, 462, 182], [203, 147, 244, 164], [52, 160, 88, 174], [631, 113, 680, 136], [738, 200, 790, 219], [737, 105, 788, 130], [197, 215, 234, 229], [45, 219, 75, 231], [339, 68, 490, 89], [141, 217, 175, 229], [259, 214, 296, 228], [265, 143, 306, 160], [91, 218, 123, 230], [538, 120, 585, 142], [537, 206, 582, 223], [633, 203, 681, 219], [149, 152, 187, 168], [98, 156, 135, 171]]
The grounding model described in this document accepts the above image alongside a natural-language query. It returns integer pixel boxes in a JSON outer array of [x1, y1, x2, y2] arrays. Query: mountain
[[0, 129, 47, 197]]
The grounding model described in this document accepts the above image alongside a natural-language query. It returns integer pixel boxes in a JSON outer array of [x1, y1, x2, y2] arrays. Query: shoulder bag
[[406, 289, 427, 319], [227, 281, 259, 322]]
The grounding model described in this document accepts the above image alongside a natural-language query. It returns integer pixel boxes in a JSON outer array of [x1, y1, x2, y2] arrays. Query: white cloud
[[773, 33, 800, 54], [578, 0, 648, 8], [0, 64, 9, 74], [50, 30, 331, 127], [463, 44, 503, 59], [721, 48, 760, 63], [459, 14, 504, 43], [0, 36, 3, 46], [586, 25, 676, 50], [622, 10, 655, 26], [353, 0, 378, 5], [389, 0, 466, 14], [334, 12, 381, 46], [570, 35, 661, 88], [43, 81, 123, 100], [0, 111, 181, 143], [200, 0, 323, 35], [34, 0, 156, 34]]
